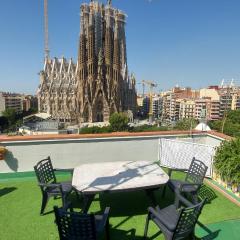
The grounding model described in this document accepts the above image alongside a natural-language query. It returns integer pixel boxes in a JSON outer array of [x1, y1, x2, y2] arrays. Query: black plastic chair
[[54, 205, 110, 240], [144, 196, 205, 240], [163, 158, 208, 204], [34, 156, 73, 215]]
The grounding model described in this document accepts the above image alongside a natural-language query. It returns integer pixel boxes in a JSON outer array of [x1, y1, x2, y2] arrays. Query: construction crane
[[44, 0, 50, 59], [142, 80, 157, 122]]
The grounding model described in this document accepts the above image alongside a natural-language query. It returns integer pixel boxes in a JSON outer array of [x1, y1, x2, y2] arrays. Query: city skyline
[[1, 0, 240, 94]]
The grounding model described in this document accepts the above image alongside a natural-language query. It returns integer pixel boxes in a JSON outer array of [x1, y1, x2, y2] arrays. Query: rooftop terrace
[[0, 131, 239, 239], [1, 170, 240, 239]]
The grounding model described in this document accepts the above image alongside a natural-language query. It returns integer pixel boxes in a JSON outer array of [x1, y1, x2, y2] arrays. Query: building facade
[[179, 99, 195, 120], [0, 92, 23, 116], [38, 0, 137, 124], [0, 92, 38, 116], [152, 97, 163, 119]]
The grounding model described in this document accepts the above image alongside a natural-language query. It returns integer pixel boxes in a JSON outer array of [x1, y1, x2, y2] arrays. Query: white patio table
[[72, 161, 169, 212]]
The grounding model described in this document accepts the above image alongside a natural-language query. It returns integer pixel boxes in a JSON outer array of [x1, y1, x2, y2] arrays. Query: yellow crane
[[142, 80, 157, 122]]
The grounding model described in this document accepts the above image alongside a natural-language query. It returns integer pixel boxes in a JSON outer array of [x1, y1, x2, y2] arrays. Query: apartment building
[[150, 85, 240, 123], [0, 92, 38, 116], [152, 97, 163, 119], [162, 87, 198, 123], [232, 94, 240, 110], [22, 95, 38, 112], [210, 100, 220, 120], [179, 99, 195, 119], [0, 92, 23, 116], [142, 96, 150, 117], [195, 98, 210, 120]]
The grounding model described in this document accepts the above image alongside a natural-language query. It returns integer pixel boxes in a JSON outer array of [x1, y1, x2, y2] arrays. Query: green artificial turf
[[196, 219, 240, 240], [0, 173, 240, 240]]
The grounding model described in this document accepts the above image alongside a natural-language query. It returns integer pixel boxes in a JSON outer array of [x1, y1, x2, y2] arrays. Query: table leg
[[145, 188, 159, 208], [82, 194, 95, 213]]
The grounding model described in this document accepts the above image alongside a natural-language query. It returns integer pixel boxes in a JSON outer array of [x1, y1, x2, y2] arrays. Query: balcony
[[0, 131, 239, 239]]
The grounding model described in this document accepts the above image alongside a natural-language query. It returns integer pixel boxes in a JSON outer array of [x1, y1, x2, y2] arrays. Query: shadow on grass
[[42, 209, 54, 216], [196, 221, 221, 240], [0, 187, 17, 197], [196, 230, 221, 240], [109, 228, 144, 240], [98, 186, 175, 217]]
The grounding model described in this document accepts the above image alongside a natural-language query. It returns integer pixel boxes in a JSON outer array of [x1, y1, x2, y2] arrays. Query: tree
[[0, 116, 8, 132], [214, 138, 240, 184], [209, 110, 240, 137], [109, 112, 129, 132], [174, 118, 198, 131], [2, 109, 16, 126]]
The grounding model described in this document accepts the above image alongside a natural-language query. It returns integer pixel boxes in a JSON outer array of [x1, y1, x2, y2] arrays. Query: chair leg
[[105, 219, 110, 240], [40, 194, 49, 215], [174, 191, 180, 208], [62, 194, 68, 208], [74, 189, 82, 202], [144, 213, 150, 239], [162, 184, 167, 198], [192, 193, 198, 204]]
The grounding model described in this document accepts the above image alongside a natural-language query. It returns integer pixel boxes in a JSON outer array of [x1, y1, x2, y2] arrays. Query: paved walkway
[[196, 219, 240, 240]]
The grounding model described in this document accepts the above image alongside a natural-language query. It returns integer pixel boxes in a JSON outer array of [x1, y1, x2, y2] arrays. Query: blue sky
[[0, 0, 240, 94]]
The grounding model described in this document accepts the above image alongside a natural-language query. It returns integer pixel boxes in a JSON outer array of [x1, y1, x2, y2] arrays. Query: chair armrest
[[39, 183, 63, 193], [179, 182, 201, 192], [168, 168, 188, 177], [177, 193, 194, 207], [148, 206, 176, 231], [39, 183, 61, 188], [148, 206, 162, 218], [102, 207, 110, 226]]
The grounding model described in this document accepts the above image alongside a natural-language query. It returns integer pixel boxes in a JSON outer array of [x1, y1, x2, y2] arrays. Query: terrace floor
[[0, 171, 240, 240]]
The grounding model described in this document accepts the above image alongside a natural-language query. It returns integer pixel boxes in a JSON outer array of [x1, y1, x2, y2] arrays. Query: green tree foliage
[[129, 124, 168, 132], [174, 118, 198, 131], [214, 138, 240, 184], [79, 126, 111, 134], [1, 108, 36, 132], [0, 116, 8, 132], [208, 120, 222, 132], [109, 112, 129, 132], [2, 109, 16, 126], [209, 110, 240, 137]]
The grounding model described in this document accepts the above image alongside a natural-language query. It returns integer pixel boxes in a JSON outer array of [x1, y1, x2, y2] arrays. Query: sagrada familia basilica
[[38, 0, 137, 123]]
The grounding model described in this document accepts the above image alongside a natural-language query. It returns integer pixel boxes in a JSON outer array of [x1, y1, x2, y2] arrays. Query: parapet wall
[[0, 131, 224, 173]]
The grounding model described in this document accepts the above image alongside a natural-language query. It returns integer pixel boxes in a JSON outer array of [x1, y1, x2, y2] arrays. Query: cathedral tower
[[38, 0, 136, 124], [77, 0, 136, 123]]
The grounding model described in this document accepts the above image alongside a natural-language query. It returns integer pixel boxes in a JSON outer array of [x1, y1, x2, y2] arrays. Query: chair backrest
[[34, 157, 56, 185], [54, 206, 97, 240], [174, 200, 205, 239], [185, 158, 208, 185]]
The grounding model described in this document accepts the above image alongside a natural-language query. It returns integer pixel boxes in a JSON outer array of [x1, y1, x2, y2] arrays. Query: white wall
[[0, 134, 222, 173]]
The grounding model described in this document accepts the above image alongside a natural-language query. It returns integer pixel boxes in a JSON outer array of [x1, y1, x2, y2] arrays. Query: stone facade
[[38, 0, 137, 124]]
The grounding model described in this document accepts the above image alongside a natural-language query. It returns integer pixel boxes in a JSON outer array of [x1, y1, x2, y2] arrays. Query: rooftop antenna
[[44, 0, 50, 59], [220, 79, 224, 88]]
